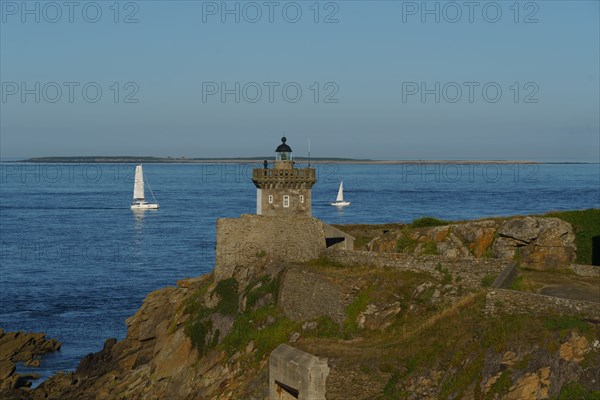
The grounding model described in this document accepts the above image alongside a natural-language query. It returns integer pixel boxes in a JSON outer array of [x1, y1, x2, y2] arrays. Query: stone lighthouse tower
[[252, 137, 316, 216]]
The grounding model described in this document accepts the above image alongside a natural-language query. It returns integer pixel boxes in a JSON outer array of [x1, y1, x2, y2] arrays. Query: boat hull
[[331, 201, 350, 207], [131, 202, 159, 210]]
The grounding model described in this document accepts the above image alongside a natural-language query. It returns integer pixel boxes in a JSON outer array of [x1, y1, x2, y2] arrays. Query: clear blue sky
[[1, 0, 598, 161]]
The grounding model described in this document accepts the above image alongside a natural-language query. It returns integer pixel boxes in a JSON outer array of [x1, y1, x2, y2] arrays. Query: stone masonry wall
[[215, 215, 326, 281], [485, 289, 600, 320], [324, 249, 508, 289], [279, 268, 349, 324], [570, 264, 600, 278], [326, 250, 600, 320]]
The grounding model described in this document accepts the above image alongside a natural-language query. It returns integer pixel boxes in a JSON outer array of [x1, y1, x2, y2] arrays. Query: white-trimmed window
[[268, 195, 274, 204], [299, 195, 304, 203], [283, 195, 290, 208]]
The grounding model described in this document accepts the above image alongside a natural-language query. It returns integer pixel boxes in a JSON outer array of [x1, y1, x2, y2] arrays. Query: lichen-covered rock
[[505, 367, 551, 400], [366, 216, 577, 270], [434, 232, 472, 258], [559, 332, 589, 362], [451, 220, 497, 257], [493, 217, 576, 269]]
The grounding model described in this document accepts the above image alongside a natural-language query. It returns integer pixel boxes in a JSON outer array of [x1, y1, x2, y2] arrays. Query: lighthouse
[[252, 137, 316, 216]]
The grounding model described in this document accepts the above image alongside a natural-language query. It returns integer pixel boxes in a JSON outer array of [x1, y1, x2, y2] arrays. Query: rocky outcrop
[[367, 217, 577, 269], [493, 217, 576, 269], [0, 330, 61, 391], [31, 278, 208, 400]]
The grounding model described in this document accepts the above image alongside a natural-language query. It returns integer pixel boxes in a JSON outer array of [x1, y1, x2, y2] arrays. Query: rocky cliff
[[0, 330, 61, 392], [1, 214, 599, 400]]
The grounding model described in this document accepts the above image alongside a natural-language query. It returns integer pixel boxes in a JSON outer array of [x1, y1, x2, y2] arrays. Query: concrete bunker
[[323, 223, 355, 250], [269, 344, 329, 400]]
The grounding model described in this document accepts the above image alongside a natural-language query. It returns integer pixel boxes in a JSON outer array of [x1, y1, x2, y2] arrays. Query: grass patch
[[397, 229, 418, 253], [422, 240, 439, 255], [481, 274, 496, 288], [554, 381, 600, 400], [244, 274, 280, 310], [220, 305, 300, 360], [214, 278, 239, 315], [343, 289, 371, 336], [313, 316, 342, 338], [439, 354, 484, 399], [383, 373, 401, 399], [487, 370, 512, 399], [508, 275, 536, 292], [411, 217, 450, 228], [183, 278, 238, 354], [376, 292, 598, 399], [305, 254, 345, 269], [544, 315, 591, 335], [255, 250, 266, 258], [435, 262, 453, 284], [546, 209, 600, 265], [186, 318, 212, 353]]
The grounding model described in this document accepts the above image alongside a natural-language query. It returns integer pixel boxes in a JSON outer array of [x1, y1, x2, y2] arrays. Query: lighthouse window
[[268, 195, 273, 204], [299, 195, 304, 203], [283, 195, 290, 208]]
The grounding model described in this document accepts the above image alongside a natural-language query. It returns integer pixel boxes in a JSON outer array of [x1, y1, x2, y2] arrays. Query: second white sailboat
[[331, 181, 350, 207]]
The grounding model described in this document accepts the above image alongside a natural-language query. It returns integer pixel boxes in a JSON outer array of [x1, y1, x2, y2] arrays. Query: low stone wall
[[215, 215, 326, 281], [324, 249, 507, 289], [570, 264, 600, 278], [485, 288, 600, 320]]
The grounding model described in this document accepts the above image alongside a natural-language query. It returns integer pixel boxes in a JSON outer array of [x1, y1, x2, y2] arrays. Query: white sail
[[133, 165, 145, 200], [336, 181, 344, 202]]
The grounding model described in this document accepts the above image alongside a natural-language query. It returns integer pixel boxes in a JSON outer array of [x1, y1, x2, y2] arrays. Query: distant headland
[[17, 156, 542, 165]]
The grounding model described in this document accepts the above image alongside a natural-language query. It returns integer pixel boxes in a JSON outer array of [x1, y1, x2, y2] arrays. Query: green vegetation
[[508, 275, 536, 292], [305, 254, 345, 268], [186, 318, 212, 352], [544, 315, 591, 335], [554, 381, 600, 400], [220, 305, 300, 360], [182, 281, 214, 354], [396, 229, 418, 253], [214, 278, 239, 315], [438, 355, 483, 399], [435, 262, 453, 284], [421, 240, 439, 255], [255, 250, 266, 258], [217, 273, 295, 361], [343, 289, 371, 337], [546, 209, 600, 265], [244, 274, 280, 310], [383, 373, 401, 399], [480, 274, 496, 288], [486, 370, 512, 399], [411, 217, 450, 228], [314, 316, 341, 338]]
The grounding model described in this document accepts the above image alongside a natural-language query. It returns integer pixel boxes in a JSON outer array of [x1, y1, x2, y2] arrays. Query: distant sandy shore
[[18, 157, 541, 165]]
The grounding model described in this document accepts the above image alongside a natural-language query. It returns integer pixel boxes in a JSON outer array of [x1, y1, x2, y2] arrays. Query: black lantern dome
[[275, 137, 292, 161]]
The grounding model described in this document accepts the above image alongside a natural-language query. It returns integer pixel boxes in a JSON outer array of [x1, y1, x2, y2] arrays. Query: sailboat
[[130, 165, 159, 210], [331, 181, 350, 207]]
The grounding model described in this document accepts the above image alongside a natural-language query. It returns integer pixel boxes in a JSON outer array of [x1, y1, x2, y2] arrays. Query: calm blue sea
[[0, 162, 599, 382]]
